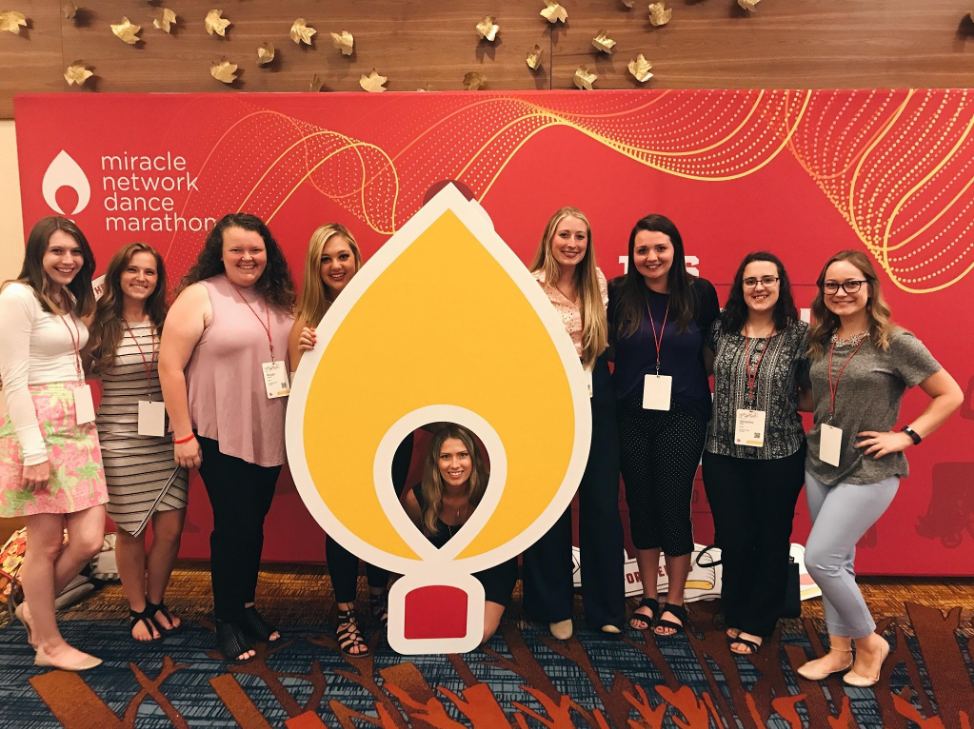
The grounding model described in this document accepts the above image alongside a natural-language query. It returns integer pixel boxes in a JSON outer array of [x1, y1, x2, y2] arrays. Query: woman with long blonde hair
[[402, 424, 517, 643], [288, 223, 414, 658], [88, 242, 188, 643], [797, 250, 961, 686], [521, 206, 625, 639]]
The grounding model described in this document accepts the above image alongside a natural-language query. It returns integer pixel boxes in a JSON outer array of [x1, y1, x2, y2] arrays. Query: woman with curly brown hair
[[88, 242, 188, 643], [159, 213, 296, 663]]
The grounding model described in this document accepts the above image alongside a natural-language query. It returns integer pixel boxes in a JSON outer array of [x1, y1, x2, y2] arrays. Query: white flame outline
[[287, 182, 592, 576], [42, 150, 91, 215]]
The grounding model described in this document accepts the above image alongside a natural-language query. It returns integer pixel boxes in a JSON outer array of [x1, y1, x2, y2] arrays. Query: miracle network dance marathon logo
[[42, 149, 216, 233]]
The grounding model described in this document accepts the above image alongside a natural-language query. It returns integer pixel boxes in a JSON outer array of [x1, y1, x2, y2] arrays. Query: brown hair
[[419, 425, 489, 536], [2, 216, 96, 317], [89, 243, 168, 375], [808, 250, 897, 358]]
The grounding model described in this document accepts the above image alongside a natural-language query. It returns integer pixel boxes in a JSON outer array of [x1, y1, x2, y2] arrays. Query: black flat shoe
[[654, 603, 689, 636], [728, 635, 763, 655], [215, 620, 255, 664], [240, 605, 279, 643], [130, 606, 162, 642]]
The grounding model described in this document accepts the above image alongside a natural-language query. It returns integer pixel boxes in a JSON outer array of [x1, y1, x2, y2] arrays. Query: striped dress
[[97, 320, 188, 536]]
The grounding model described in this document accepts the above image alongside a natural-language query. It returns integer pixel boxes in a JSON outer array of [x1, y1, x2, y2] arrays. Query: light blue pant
[[804, 471, 899, 638]]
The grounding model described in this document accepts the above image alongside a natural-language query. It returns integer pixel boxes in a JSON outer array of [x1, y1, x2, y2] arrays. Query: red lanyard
[[123, 321, 157, 392], [59, 314, 84, 383], [827, 338, 866, 419], [647, 301, 669, 375], [743, 334, 771, 404], [229, 282, 275, 362]]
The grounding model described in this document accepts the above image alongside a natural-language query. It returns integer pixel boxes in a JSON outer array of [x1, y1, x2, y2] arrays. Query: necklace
[[831, 330, 870, 346]]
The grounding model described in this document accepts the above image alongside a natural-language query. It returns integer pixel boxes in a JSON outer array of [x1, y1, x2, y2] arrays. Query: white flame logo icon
[[42, 150, 91, 215]]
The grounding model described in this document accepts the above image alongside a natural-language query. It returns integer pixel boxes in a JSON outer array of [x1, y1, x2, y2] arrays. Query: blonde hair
[[294, 223, 362, 326], [808, 250, 897, 358], [419, 425, 489, 536], [529, 207, 608, 368]]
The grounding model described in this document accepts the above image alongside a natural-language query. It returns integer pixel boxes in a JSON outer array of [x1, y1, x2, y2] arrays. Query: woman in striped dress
[[88, 243, 188, 642]]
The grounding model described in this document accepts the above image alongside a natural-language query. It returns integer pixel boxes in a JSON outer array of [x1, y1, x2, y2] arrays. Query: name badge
[[262, 361, 291, 399], [820, 423, 843, 467], [642, 374, 672, 411], [583, 366, 593, 398], [72, 384, 96, 424], [138, 401, 166, 437], [734, 409, 766, 447]]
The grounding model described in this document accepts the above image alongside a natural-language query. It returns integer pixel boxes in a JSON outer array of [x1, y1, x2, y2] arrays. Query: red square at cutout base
[[403, 585, 468, 639]]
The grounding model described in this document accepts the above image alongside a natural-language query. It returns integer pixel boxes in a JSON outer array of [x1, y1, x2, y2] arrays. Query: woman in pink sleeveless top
[[159, 213, 295, 663]]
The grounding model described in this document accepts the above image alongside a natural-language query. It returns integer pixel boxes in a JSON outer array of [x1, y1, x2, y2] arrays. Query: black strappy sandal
[[628, 597, 660, 631], [215, 620, 255, 663], [728, 635, 763, 655], [336, 608, 370, 658], [145, 599, 181, 634], [130, 606, 161, 642], [654, 603, 689, 636], [240, 605, 279, 643], [369, 592, 388, 631]]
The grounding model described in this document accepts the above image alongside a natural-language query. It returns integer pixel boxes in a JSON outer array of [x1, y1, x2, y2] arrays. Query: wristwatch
[[900, 425, 922, 445]]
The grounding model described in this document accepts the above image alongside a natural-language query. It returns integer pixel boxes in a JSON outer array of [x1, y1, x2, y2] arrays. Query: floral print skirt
[[0, 382, 108, 517]]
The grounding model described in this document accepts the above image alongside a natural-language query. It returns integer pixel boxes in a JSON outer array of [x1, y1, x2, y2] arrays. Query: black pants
[[702, 445, 805, 637], [197, 436, 281, 622], [327, 432, 414, 603], [618, 397, 706, 556], [522, 354, 626, 629]]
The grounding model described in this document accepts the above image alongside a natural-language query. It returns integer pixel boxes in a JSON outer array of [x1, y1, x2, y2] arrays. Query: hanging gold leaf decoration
[[628, 54, 653, 83], [417, 83, 436, 92], [0, 11, 27, 34], [463, 72, 487, 90], [648, 3, 672, 26], [573, 65, 597, 90], [331, 30, 354, 56], [210, 57, 238, 84], [540, 1, 568, 24], [60, 1, 77, 20], [738, 0, 760, 9], [526, 44, 544, 70], [309, 74, 323, 92], [111, 17, 141, 44], [476, 15, 499, 41], [205, 9, 230, 37], [256, 42, 275, 65], [360, 69, 387, 93], [150, 8, 176, 33], [290, 18, 316, 45], [621, 0, 635, 7], [64, 60, 93, 86], [592, 30, 616, 53]]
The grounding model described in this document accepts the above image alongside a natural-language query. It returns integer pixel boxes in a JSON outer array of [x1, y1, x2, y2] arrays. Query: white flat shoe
[[34, 648, 103, 672], [843, 639, 890, 687], [796, 648, 853, 680], [550, 619, 573, 640]]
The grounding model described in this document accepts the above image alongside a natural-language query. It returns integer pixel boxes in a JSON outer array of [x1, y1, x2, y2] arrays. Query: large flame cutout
[[42, 150, 91, 215], [287, 184, 591, 576]]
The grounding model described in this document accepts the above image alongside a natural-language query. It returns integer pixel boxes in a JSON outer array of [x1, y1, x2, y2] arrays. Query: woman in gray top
[[797, 250, 962, 687]]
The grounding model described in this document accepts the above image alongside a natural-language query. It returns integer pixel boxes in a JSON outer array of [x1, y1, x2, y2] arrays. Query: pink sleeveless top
[[185, 274, 294, 466]]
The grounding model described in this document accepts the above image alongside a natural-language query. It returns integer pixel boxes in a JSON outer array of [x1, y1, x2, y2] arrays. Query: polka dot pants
[[618, 395, 706, 556]]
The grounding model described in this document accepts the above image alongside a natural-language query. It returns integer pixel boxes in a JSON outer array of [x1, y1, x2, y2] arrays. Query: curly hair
[[718, 251, 799, 334], [89, 243, 168, 375], [176, 213, 296, 309]]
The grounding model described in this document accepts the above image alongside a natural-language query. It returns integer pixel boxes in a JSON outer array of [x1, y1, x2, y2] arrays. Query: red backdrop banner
[[14, 91, 974, 575]]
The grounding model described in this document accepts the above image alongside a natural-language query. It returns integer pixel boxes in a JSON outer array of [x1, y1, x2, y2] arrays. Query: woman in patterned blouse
[[702, 251, 809, 655]]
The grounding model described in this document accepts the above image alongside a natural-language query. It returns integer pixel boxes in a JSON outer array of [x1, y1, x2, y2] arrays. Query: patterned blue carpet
[[1, 576, 972, 728]]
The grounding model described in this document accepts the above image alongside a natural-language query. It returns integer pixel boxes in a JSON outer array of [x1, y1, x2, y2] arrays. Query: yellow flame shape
[[287, 186, 590, 573]]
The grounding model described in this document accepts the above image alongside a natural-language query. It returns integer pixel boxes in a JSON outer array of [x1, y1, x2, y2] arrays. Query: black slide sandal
[[655, 603, 689, 636]]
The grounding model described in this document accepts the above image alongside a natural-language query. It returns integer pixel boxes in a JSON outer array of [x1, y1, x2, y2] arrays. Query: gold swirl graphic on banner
[[789, 90, 974, 293], [176, 90, 972, 293]]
